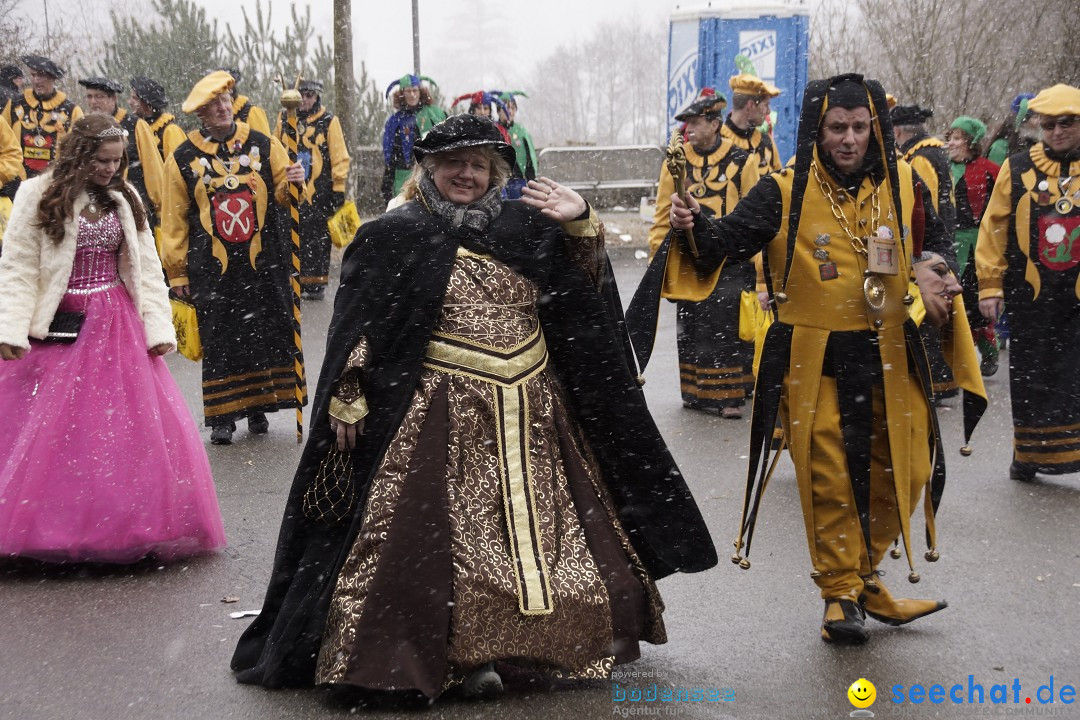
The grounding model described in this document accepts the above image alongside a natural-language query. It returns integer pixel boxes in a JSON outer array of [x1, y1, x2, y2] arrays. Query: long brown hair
[[391, 86, 435, 111], [36, 113, 148, 242]]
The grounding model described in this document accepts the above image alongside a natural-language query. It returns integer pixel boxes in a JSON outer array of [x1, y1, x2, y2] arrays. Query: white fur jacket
[[0, 174, 176, 350]]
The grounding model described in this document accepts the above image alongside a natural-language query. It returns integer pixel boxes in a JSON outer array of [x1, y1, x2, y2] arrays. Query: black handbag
[[43, 311, 85, 343]]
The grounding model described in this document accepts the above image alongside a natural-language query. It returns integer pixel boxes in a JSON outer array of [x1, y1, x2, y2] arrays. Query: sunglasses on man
[[1039, 115, 1078, 132]]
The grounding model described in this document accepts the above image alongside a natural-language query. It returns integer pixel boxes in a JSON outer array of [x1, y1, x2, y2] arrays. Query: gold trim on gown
[[316, 249, 665, 695]]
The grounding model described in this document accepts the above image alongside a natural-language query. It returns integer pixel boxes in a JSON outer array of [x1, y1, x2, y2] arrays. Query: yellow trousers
[[782, 374, 932, 601]]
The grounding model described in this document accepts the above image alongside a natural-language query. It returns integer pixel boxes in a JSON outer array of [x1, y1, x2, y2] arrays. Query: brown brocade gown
[[315, 244, 666, 698]]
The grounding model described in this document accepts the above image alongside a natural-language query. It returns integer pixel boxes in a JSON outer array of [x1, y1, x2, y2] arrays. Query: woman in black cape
[[231, 114, 717, 700]]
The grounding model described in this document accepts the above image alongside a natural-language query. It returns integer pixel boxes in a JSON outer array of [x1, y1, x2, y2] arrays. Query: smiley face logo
[[848, 678, 876, 709]]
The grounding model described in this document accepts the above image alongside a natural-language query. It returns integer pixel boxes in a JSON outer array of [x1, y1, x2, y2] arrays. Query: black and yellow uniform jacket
[[899, 132, 956, 234], [0, 117, 20, 187], [160, 122, 308, 288], [1, 88, 83, 187], [722, 115, 781, 173], [145, 110, 187, 161], [273, 103, 350, 212], [627, 137, 760, 367], [113, 108, 164, 222], [233, 95, 270, 137], [976, 143, 1080, 302]]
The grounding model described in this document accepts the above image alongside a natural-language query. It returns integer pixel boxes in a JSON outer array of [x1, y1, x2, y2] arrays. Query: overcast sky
[[187, 0, 677, 97]]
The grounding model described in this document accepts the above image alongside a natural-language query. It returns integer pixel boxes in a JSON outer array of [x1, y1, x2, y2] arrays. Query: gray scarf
[[417, 171, 503, 234]]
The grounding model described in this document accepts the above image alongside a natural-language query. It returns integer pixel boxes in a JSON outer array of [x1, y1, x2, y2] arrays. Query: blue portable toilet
[[668, 1, 810, 163]]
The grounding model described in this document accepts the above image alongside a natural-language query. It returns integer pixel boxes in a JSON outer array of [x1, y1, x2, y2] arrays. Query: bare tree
[[809, 0, 866, 79], [812, 0, 1073, 134], [526, 17, 665, 147]]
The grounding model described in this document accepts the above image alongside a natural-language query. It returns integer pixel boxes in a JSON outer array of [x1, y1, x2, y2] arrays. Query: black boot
[[210, 422, 236, 445], [247, 413, 269, 435], [1009, 461, 1036, 482], [461, 663, 503, 700], [821, 599, 868, 645]]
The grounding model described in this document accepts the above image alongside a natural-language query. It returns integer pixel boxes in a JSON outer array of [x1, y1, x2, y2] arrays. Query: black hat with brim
[[413, 114, 517, 168], [130, 77, 168, 111], [79, 76, 123, 95], [21, 55, 64, 79], [674, 95, 726, 122], [1, 65, 23, 83], [890, 104, 933, 126]]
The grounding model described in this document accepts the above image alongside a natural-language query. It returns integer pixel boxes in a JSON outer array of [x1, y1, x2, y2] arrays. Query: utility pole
[[333, 0, 357, 200], [412, 0, 421, 75]]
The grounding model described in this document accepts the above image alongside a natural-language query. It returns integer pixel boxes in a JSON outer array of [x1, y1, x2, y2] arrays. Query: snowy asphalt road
[[2, 247, 1078, 720]]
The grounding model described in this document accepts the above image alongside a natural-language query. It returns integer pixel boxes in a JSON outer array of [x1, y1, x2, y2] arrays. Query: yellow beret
[[729, 73, 781, 98], [1028, 84, 1080, 117], [182, 70, 235, 114]]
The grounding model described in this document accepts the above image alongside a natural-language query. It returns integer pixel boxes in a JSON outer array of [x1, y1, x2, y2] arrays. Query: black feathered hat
[[413, 114, 516, 168], [78, 76, 124, 95], [130, 77, 168, 111], [890, 104, 933, 126], [299, 79, 324, 94], [21, 55, 64, 79]]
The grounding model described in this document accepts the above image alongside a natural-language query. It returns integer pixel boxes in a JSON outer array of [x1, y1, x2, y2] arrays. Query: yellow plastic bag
[[327, 201, 361, 249], [171, 296, 202, 362], [738, 289, 765, 342], [0, 196, 12, 246], [752, 309, 774, 378]]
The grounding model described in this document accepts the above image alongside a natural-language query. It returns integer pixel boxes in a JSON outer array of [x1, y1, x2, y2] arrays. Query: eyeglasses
[[300, 91, 317, 98], [1039, 115, 1078, 132]]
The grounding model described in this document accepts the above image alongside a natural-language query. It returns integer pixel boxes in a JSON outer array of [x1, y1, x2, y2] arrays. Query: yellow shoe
[[860, 580, 947, 626], [821, 599, 868, 645]]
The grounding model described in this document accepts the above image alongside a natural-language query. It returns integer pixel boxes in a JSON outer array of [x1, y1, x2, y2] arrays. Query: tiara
[[95, 126, 128, 139]]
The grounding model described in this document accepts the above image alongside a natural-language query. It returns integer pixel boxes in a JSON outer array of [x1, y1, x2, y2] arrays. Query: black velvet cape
[[231, 199, 718, 688]]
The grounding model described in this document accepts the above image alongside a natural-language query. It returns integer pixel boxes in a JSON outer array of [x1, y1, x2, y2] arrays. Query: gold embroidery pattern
[[317, 254, 664, 688]]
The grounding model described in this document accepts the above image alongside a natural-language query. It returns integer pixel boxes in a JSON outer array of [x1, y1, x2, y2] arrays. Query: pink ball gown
[[0, 210, 227, 563]]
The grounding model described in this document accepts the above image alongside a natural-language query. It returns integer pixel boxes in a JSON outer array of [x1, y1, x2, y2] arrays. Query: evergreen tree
[[95, 0, 226, 130]]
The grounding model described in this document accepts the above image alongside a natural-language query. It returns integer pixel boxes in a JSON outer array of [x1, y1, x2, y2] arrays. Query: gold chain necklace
[[811, 161, 880, 257], [811, 161, 910, 321]]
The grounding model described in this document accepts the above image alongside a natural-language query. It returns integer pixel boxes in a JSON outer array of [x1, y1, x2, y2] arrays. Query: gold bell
[[902, 294, 915, 306], [774, 292, 789, 304], [890, 546, 903, 559], [739, 558, 751, 570], [960, 445, 973, 457], [635, 374, 646, 387], [925, 549, 940, 562], [809, 570, 821, 579], [731, 553, 743, 565], [908, 571, 921, 584], [873, 319, 883, 328]]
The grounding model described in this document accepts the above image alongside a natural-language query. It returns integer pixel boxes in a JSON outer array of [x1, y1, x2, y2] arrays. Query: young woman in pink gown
[[0, 113, 226, 564]]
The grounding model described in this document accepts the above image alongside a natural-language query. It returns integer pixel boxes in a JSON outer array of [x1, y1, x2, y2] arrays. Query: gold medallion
[[863, 275, 887, 311], [224, 175, 240, 190], [33, 134, 45, 147], [1055, 197, 1074, 215]]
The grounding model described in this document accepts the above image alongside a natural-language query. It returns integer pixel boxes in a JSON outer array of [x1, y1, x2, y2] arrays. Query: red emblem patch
[[212, 189, 256, 244], [1037, 214, 1080, 272], [21, 132, 54, 173]]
